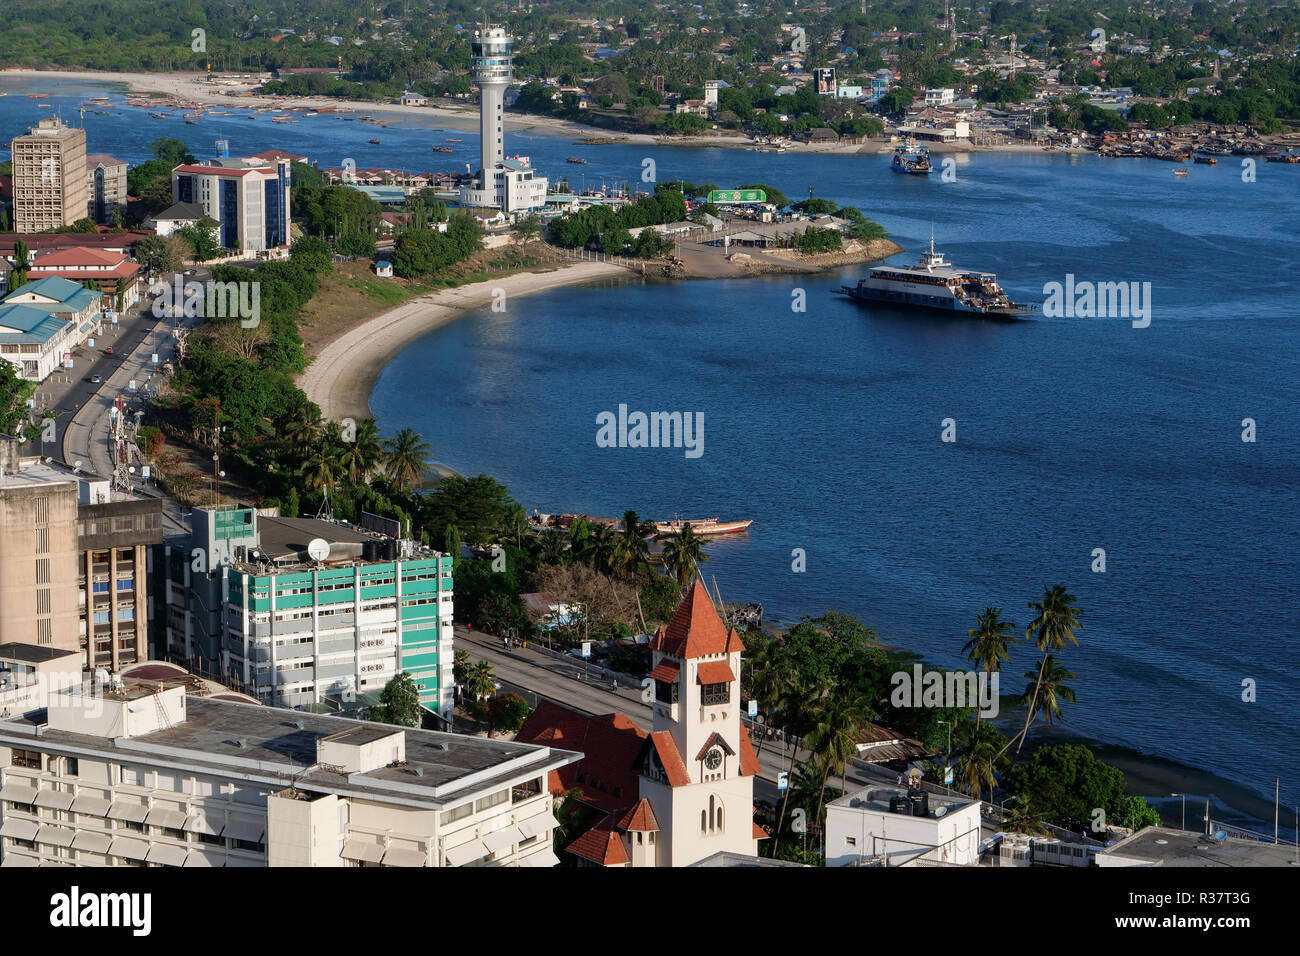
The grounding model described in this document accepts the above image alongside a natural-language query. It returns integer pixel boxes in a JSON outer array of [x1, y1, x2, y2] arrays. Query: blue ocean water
[[4, 76, 1298, 826]]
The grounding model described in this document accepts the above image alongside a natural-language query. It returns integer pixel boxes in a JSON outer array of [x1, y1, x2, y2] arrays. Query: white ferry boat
[[838, 236, 1035, 318]]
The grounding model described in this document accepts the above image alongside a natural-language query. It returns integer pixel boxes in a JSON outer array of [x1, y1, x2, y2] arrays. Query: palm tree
[[660, 522, 708, 587], [802, 692, 871, 834], [464, 659, 496, 701], [743, 636, 788, 758], [300, 441, 341, 495], [1018, 655, 1077, 729], [537, 528, 568, 565], [616, 509, 655, 574], [281, 413, 320, 457], [1004, 796, 1048, 836], [338, 417, 382, 484], [383, 428, 433, 492], [585, 523, 620, 575], [956, 721, 1007, 801], [1011, 585, 1082, 754], [961, 606, 1018, 726]]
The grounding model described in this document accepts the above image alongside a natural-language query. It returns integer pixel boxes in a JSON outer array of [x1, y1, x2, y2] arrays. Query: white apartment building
[[170, 156, 291, 254], [825, 785, 982, 866], [0, 680, 579, 867], [924, 88, 956, 107]]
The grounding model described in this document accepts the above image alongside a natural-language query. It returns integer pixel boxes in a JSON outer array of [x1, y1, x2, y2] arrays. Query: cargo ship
[[837, 235, 1035, 318], [653, 518, 754, 537]]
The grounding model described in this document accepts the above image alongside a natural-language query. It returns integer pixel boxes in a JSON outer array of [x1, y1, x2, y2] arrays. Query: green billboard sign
[[707, 189, 767, 204]]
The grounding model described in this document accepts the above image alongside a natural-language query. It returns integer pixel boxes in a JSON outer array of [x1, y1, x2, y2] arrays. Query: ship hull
[[654, 520, 753, 537], [840, 285, 1034, 318]]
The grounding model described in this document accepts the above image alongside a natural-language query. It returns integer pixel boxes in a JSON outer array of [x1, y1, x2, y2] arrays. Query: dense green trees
[[391, 214, 483, 277], [368, 672, 423, 727], [548, 187, 687, 253]]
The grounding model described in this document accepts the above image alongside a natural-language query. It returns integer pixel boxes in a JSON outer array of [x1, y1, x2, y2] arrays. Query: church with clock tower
[[517, 580, 764, 866]]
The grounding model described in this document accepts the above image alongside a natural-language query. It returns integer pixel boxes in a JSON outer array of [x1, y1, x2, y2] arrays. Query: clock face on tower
[[704, 747, 723, 770]]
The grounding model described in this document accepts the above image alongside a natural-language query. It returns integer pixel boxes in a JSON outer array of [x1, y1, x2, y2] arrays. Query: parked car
[[89, 374, 102, 384], [104, 346, 113, 355]]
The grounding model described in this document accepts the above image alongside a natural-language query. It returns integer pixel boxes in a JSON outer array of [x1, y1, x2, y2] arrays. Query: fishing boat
[[37, 103, 51, 108], [1266, 152, 1300, 164], [185, 119, 198, 125], [27, 93, 48, 98], [891, 138, 933, 175], [653, 518, 754, 538], [1193, 154, 1217, 165], [1173, 167, 1189, 177], [837, 233, 1035, 318], [432, 146, 453, 153], [566, 156, 588, 164], [368, 138, 381, 145], [183, 112, 202, 119], [446, 137, 463, 142]]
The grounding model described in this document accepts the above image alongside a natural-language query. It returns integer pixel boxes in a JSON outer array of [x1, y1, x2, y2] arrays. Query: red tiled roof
[[753, 822, 769, 840], [738, 732, 761, 777], [650, 580, 744, 660], [615, 798, 659, 832], [0, 232, 151, 255], [565, 820, 630, 866], [29, 265, 141, 282], [249, 148, 306, 162], [646, 731, 691, 787], [31, 247, 125, 267], [648, 659, 680, 682], [516, 700, 646, 813], [696, 660, 736, 685]]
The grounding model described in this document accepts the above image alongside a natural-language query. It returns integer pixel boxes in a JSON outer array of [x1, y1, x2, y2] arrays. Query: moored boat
[[1193, 154, 1217, 165], [566, 156, 588, 164], [653, 518, 754, 537], [1174, 167, 1189, 177]]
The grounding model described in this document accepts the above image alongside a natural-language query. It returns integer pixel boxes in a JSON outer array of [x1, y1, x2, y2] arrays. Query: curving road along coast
[[298, 261, 627, 425]]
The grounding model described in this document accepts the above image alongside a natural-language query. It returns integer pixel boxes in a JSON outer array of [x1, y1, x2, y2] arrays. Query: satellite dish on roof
[[307, 538, 331, 562]]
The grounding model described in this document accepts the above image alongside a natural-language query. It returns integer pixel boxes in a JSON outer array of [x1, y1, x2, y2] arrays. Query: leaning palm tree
[[744, 635, 789, 758], [962, 606, 1019, 726], [1010, 585, 1082, 754], [1018, 655, 1077, 729], [660, 522, 708, 587], [383, 427, 433, 492]]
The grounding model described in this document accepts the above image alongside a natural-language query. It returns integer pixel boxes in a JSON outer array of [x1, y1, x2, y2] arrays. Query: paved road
[[55, 271, 209, 535]]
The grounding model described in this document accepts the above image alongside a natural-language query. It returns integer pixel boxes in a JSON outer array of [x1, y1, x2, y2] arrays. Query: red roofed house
[[516, 580, 762, 866], [27, 246, 143, 309]]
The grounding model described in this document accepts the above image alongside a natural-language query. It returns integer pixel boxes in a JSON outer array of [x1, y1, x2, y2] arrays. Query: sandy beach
[[298, 260, 627, 424], [1, 68, 1082, 155]]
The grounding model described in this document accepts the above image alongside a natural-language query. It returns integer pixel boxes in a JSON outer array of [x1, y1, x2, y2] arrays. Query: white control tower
[[472, 23, 514, 179]]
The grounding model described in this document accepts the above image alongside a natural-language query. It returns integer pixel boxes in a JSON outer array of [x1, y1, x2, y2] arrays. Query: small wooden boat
[[1265, 153, 1300, 164], [446, 138, 463, 142], [368, 138, 381, 144], [1173, 168, 1189, 177], [566, 156, 588, 164], [653, 517, 754, 538], [432, 146, 453, 152], [1193, 154, 1216, 165]]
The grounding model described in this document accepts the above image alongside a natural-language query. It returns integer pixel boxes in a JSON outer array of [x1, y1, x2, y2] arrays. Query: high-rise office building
[[170, 155, 291, 254], [163, 509, 455, 717], [0, 438, 163, 668], [11, 118, 88, 232]]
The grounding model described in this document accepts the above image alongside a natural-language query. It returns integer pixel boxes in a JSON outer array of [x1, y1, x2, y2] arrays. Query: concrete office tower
[[11, 118, 88, 232], [472, 24, 514, 178]]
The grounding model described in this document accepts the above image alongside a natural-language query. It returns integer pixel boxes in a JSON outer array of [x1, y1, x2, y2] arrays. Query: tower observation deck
[[472, 25, 514, 177]]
